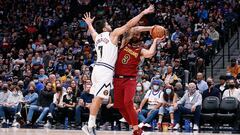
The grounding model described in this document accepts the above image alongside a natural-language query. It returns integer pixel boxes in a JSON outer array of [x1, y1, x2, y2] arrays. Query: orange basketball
[[150, 25, 166, 39]]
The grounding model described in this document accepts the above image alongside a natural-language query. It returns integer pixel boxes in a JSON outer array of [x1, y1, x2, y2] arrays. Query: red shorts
[[113, 78, 137, 108]]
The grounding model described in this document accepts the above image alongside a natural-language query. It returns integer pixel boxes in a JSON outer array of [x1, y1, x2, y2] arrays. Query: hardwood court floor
[[0, 128, 236, 135]]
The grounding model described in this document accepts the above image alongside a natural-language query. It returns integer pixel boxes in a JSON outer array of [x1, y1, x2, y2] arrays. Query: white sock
[[88, 115, 96, 128], [158, 116, 162, 123]]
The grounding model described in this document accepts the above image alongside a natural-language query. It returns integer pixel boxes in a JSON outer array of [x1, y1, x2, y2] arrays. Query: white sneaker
[[16, 112, 22, 117], [173, 123, 180, 130], [12, 122, 20, 127], [193, 124, 199, 130], [119, 117, 126, 123], [138, 123, 144, 128], [144, 123, 152, 128], [1, 119, 6, 124], [82, 125, 96, 135], [47, 113, 53, 118], [44, 121, 51, 128]]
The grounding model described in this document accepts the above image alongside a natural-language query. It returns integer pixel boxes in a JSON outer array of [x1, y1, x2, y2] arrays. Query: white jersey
[[95, 32, 118, 69], [90, 32, 118, 99]]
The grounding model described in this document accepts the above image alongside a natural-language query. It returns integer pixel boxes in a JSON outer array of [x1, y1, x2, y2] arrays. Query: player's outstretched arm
[[133, 26, 153, 33], [82, 12, 98, 42], [111, 5, 154, 44], [141, 37, 165, 58], [120, 26, 153, 49]]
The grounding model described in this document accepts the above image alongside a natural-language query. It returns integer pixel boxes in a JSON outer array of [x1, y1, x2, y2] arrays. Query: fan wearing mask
[[45, 85, 66, 127], [222, 79, 240, 101], [0, 85, 23, 124], [202, 77, 220, 100], [173, 82, 202, 130], [0, 84, 11, 107], [157, 85, 177, 131], [137, 80, 163, 128], [134, 83, 145, 105]]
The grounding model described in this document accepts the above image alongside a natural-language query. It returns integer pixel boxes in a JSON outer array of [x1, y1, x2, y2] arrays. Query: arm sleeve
[[177, 93, 187, 105], [194, 94, 202, 107]]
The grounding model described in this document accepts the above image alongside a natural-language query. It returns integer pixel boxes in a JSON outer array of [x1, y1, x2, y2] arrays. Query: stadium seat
[[216, 97, 239, 130], [200, 96, 220, 131]]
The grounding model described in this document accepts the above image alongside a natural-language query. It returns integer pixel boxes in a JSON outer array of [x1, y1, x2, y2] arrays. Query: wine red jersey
[[115, 44, 141, 77]]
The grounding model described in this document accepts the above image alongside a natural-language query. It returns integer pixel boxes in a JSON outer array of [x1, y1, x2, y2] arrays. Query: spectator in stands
[[174, 82, 185, 99], [158, 85, 177, 130], [227, 58, 240, 78], [62, 86, 76, 126], [158, 60, 167, 78], [100, 91, 121, 130], [75, 84, 93, 127], [0, 84, 11, 105], [38, 68, 48, 83], [46, 85, 66, 126], [222, 79, 240, 101], [138, 80, 162, 128], [26, 82, 54, 126], [162, 65, 180, 85], [174, 82, 202, 130], [215, 75, 228, 96], [202, 77, 220, 100], [134, 82, 145, 105], [173, 58, 185, 83], [33, 74, 44, 93], [13, 83, 38, 126], [236, 73, 240, 88], [171, 27, 183, 42], [208, 25, 220, 52], [0, 85, 23, 124], [196, 72, 208, 93], [141, 76, 151, 93]]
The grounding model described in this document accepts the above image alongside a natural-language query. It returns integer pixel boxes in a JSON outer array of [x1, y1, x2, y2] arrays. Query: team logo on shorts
[[103, 90, 109, 96]]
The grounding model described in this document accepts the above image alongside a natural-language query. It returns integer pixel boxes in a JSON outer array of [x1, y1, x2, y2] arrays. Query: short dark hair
[[219, 75, 227, 81], [94, 19, 106, 33]]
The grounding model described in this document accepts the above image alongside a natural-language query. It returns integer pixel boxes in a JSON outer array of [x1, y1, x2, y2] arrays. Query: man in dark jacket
[[214, 75, 228, 97], [202, 77, 221, 100], [75, 84, 94, 127], [26, 82, 54, 125]]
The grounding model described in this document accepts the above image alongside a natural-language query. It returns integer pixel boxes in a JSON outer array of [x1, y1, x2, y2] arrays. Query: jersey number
[[122, 54, 130, 64], [98, 46, 103, 58]]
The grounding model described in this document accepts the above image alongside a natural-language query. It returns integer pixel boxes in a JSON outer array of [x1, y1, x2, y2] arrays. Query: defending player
[[81, 5, 155, 135]]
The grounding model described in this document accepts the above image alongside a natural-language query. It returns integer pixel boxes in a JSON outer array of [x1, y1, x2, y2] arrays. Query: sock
[[88, 115, 96, 128], [158, 116, 162, 123], [171, 119, 174, 124]]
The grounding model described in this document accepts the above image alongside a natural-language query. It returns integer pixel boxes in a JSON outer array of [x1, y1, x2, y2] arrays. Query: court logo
[[103, 90, 109, 96]]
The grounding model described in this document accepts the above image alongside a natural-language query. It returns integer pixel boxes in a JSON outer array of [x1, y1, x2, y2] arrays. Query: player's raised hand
[[82, 12, 95, 25], [154, 36, 165, 44], [142, 4, 155, 15]]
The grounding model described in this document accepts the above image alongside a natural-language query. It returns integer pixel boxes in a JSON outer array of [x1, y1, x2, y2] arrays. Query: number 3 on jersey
[[98, 46, 103, 58], [122, 54, 130, 64]]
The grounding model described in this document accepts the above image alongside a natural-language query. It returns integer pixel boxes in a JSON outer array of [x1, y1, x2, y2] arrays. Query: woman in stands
[[157, 85, 177, 131]]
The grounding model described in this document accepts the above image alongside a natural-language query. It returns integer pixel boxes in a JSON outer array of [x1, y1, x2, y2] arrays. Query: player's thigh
[[123, 79, 137, 103], [113, 78, 125, 107]]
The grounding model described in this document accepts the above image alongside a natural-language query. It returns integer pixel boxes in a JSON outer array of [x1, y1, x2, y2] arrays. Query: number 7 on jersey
[[98, 46, 103, 58]]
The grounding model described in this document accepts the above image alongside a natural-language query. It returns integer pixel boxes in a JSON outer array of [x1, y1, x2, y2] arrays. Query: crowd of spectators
[[0, 0, 240, 131]]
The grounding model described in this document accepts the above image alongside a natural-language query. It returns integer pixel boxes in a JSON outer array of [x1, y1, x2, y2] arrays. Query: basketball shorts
[[90, 65, 114, 99]]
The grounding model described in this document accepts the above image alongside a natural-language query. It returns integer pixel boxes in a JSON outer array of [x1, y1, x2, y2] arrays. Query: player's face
[[104, 22, 112, 32], [131, 33, 141, 43]]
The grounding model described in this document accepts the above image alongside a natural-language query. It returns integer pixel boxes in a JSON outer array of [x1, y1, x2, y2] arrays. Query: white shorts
[[90, 65, 114, 99]]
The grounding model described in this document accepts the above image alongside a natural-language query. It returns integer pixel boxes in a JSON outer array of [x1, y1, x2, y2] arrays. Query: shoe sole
[[82, 126, 90, 135]]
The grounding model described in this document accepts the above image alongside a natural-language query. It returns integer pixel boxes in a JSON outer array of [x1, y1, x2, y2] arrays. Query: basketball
[[150, 25, 166, 39]]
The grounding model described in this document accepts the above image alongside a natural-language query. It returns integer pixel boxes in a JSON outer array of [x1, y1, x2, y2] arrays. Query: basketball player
[[81, 5, 155, 135], [113, 26, 165, 135]]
